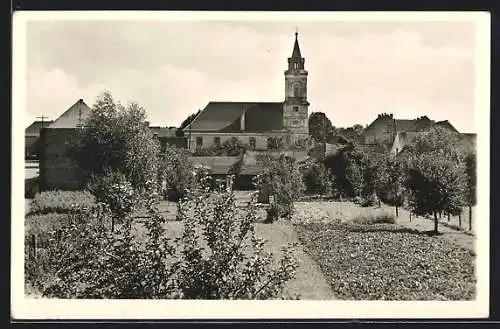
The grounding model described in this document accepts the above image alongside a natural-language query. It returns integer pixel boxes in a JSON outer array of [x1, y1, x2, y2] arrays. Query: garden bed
[[295, 222, 476, 300]]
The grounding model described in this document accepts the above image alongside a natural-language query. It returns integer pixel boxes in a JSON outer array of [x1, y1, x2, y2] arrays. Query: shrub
[[25, 177, 39, 199], [351, 212, 396, 225], [257, 154, 305, 222], [158, 145, 195, 202], [176, 173, 299, 299], [25, 213, 69, 248], [87, 170, 138, 228], [302, 160, 332, 195], [28, 190, 96, 215]]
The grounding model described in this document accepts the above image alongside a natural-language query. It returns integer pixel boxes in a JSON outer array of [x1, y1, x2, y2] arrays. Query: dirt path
[[255, 221, 336, 300]]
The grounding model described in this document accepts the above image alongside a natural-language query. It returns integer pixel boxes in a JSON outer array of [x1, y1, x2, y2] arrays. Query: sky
[[25, 18, 478, 133]]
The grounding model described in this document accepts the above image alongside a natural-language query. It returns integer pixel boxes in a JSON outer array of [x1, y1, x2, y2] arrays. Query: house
[[25, 120, 53, 159], [149, 126, 187, 150], [184, 32, 310, 152], [38, 99, 92, 190]]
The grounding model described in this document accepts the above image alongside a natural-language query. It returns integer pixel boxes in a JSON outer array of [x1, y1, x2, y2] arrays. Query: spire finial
[[295, 25, 298, 39]]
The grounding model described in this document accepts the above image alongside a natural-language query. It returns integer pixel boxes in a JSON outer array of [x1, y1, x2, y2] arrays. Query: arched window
[[293, 83, 300, 97]]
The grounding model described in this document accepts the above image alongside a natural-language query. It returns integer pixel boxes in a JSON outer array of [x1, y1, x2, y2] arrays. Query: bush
[[28, 190, 96, 215], [158, 145, 195, 202], [351, 212, 396, 225], [25, 177, 39, 199], [176, 173, 298, 299], [25, 213, 70, 248], [302, 160, 332, 195], [257, 154, 305, 222]]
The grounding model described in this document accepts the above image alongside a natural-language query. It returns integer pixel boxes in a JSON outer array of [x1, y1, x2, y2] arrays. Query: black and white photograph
[[12, 11, 490, 319]]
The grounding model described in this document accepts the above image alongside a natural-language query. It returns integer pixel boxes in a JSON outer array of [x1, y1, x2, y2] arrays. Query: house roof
[[435, 120, 459, 133], [149, 126, 178, 137], [186, 101, 284, 132], [190, 156, 240, 175], [394, 119, 416, 132], [49, 99, 92, 129], [25, 120, 54, 136]]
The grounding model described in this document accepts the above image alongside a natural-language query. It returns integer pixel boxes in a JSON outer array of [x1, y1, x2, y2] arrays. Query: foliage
[[25, 176, 39, 199], [351, 212, 395, 225], [376, 157, 407, 208], [464, 152, 477, 207], [179, 110, 201, 130], [87, 170, 138, 228], [176, 173, 298, 299], [267, 136, 286, 151], [29, 190, 96, 215], [301, 160, 332, 195], [67, 91, 160, 190], [26, 170, 298, 300], [25, 213, 70, 248], [404, 127, 467, 232], [337, 124, 364, 141], [192, 137, 247, 156], [308, 112, 336, 143], [257, 154, 305, 222], [158, 145, 195, 201], [296, 222, 475, 300]]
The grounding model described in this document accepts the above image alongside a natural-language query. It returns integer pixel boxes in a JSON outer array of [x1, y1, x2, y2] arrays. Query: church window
[[293, 84, 300, 97], [214, 137, 221, 146], [249, 137, 256, 150], [196, 137, 203, 148], [294, 63, 299, 70], [293, 106, 299, 112], [267, 137, 274, 150], [293, 119, 300, 126]]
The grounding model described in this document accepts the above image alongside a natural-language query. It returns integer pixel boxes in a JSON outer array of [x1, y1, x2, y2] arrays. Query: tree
[[308, 112, 335, 143], [257, 154, 305, 222], [68, 91, 160, 190], [337, 124, 364, 141], [158, 144, 195, 201], [464, 152, 477, 231], [302, 160, 332, 195], [404, 126, 467, 234], [377, 157, 406, 217], [179, 110, 201, 130]]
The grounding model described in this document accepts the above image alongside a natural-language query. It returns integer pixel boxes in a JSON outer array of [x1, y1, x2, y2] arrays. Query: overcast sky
[[25, 18, 477, 132]]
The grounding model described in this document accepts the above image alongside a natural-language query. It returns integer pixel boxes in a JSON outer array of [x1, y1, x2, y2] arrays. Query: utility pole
[[36, 115, 49, 130]]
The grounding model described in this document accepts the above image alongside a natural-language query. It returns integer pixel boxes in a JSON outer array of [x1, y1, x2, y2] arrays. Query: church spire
[[291, 30, 302, 59]]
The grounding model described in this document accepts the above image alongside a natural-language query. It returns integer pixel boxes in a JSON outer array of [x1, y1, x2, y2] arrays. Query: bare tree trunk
[[111, 217, 115, 233], [458, 210, 462, 229], [395, 205, 399, 217], [447, 213, 450, 222], [31, 234, 37, 260], [434, 211, 439, 234], [469, 205, 472, 231], [409, 211, 412, 222]]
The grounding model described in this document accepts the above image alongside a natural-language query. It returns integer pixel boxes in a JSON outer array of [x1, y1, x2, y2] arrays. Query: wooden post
[[31, 234, 37, 260], [469, 205, 472, 231], [447, 213, 450, 222]]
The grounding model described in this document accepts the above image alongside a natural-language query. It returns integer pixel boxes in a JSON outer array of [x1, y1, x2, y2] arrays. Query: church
[[184, 32, 310, 152]]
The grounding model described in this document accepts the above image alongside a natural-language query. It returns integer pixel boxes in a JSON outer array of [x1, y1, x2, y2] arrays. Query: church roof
[[186, 101, 284, 133], [49, 99, 92, 129]]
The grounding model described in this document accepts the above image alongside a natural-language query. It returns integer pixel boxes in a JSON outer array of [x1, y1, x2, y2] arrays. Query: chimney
[[240, 113, 245, 131]]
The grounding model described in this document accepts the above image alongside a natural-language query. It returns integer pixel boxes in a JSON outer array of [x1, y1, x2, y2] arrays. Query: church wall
[[186, 132, 288, 152]]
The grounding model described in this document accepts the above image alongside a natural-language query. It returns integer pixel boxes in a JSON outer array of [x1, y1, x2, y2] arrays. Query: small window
[[294, 63, 299, 70], [249, 137, 256, 150], [293, 119, 300, 126], [196, 137, 203, 148], [293, 106, 299, 112], [267, 137, 273, 150], [214, 137, 221, 146], [293, 84, 300, 97]]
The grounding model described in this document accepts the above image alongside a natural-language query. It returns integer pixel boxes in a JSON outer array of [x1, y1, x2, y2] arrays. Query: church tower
[[283, 31, 309, 141]]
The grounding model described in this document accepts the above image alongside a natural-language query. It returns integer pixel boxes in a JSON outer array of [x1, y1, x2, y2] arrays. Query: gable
[[49, 99, 92, 129], [25, 120, 54, 136]]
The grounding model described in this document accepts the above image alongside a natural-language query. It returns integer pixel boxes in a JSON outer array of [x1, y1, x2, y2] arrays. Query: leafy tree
[[377, 157, 406, 216], [404, 126, 467, 233], [257, 154, 305, 222], [301, 160, 332, 195], [179, 110, 201, 130], [308, 112, 335, 143], [464, 152, 477, 231], [267, 136, 286, 150], [67, 91, 160, 190], [158, 144, 195, 201]]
